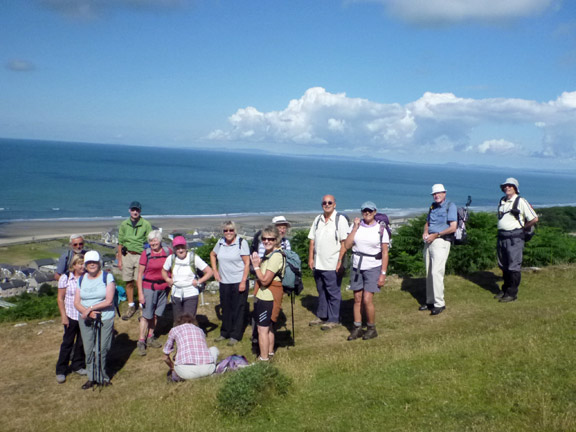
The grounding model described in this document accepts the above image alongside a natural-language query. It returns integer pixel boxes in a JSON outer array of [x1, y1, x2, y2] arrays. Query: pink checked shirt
[[58, 272, 80, 321], [163, 323, 214, 366]]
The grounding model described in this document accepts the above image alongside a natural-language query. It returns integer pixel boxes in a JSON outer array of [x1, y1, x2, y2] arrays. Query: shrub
[[194, 237, 218, 263], [0, 294, 59, 322], [37, 283, 57, 297], [217, 362, 292, 417], [290, 229, 312, 276]]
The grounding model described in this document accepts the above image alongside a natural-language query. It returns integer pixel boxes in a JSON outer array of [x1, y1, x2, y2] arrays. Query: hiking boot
[[215, 335, 227, 342], [56, 374, 66, 384], [347, 327, 363, 341], [122, 305, 137, 321], [362, 327, 378, 340], [320, 322, 339, 331], [227, 338, 239, 346], [494, 291, 505, 299], [73, 368, 87, 376], [137, 340, 147, 356], [499, 296, 517, 303], [147, 336, 162, 348], [309, 318, 325, 326], [81, 380, 96, 390]]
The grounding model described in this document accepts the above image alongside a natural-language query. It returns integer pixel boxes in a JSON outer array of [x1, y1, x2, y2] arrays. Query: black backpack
[[498, 195, 535, 242]]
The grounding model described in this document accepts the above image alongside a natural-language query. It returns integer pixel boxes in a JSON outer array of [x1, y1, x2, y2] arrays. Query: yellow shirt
[[255, 250, 284, 301]]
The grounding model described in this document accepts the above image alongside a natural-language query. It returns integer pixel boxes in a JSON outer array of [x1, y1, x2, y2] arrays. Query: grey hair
[[69, 234, 83, 243], [148, 230, 163, 242], [222, 220, 236, 231]]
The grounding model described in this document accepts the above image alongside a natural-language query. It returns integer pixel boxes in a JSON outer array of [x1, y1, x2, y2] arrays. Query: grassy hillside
[[1, 264, 575, 431]]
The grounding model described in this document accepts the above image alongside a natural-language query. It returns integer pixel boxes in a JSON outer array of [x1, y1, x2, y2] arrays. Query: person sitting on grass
[[163, 313, 219, 381], [250, 225, 285, 361]]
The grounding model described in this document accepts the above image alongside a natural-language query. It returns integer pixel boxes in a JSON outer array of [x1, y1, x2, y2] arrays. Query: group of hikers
[[55, 177, 538, 389]]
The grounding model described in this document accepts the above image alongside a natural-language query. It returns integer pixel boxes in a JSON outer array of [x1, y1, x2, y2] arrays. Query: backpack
[[169, 250, 207, 293], [374, 212, 393, 247], [78, 270, 120, 317], [313, 212, 350, 242], [214, 354, 250, 374], [498, 195, 535, 242], [142, 246, 171, 288], [428, 197, 470, 245], [261, 249, 304, 295]]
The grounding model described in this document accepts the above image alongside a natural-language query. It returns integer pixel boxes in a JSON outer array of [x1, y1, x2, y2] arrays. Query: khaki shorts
[[121, 252, 140, 282]]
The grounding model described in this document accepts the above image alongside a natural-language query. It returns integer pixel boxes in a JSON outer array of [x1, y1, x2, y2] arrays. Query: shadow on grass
[[400, 277, 427, 306], [462, 271, 501, 295], [108, 332, 135, 379]]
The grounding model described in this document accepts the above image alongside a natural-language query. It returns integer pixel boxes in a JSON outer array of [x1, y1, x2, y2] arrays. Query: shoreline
[[0, 211, 417, 246]]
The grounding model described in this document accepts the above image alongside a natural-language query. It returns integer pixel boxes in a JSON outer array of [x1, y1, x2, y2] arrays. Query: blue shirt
[[427, 200, 457, 234]]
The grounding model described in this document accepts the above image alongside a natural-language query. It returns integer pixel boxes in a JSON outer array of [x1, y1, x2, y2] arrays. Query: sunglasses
[[322, 201, 334, 206], [130, 208, 141, 212], [262, 237, 276, 242], [72, 242, 84, 246], [362, 209, 374, 213], [223, 229, 235, 233]]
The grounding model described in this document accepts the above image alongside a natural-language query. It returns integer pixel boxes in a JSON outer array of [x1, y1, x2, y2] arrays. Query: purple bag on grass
[[215, 354, 250, 374]]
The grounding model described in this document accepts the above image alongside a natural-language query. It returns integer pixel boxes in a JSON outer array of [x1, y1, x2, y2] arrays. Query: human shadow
[[154, 303, 219, 337], [340, 296, 355, 331], [107, 332, 136, 379], [462, 271, 501, 295], [300, 294, 318, 314], [400, 277, 427, 306]]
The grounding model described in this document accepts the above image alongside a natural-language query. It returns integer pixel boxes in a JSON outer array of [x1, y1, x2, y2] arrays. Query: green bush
[[290, 229, 312, 276], [523, 226, 576, 266], [0, 294, 59, 323], [194, 237, 218, 263], [537, 206, 576, 232], [217, 362, 292, 417]]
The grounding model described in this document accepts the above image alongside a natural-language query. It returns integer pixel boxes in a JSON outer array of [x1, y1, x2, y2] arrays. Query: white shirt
[[349, 223, 390, 270], [308, 211, 349, 271], [163, 253, 208, 298]]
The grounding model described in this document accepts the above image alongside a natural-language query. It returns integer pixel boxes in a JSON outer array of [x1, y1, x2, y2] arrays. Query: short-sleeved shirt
[[139, 246, 171, 290], [58, 272, 80, 321], [163, 323, 214, 366], [349, 222, 390, 270], [56, 250, 86, 275], [427, 200, 457, 234], [118, 217, 152, 253], [257, 237, 291, 258], [163, 252, 208, 298], [308, 211, 349, 271], [78, 272, 115, 321], [212, 237, 250, 284], [255, 249, 284, 301], [498, 195, 538, 231]]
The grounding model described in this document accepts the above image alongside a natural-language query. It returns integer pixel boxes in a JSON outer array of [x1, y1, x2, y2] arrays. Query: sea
[[1, 138, 575, 222]]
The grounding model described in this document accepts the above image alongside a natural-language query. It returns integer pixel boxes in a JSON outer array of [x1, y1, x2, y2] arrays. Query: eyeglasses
[[322, 201, 334, 206], [362, 209, 374, 213], [72, 242, 84, 246], [262, 237, 276, 242], [223, 229, 235, 233]]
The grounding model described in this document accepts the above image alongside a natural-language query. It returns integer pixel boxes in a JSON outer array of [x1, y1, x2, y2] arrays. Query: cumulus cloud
[[5, 60, 36, 72], [354, 0, 557, 25], [38, 0, 187, 19], [208, 87, 576, 160]]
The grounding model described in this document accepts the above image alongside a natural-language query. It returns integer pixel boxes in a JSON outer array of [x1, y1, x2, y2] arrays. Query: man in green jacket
[[118, 201, 152, 320]]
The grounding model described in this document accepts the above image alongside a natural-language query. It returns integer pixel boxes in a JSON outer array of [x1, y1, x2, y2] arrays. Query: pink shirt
[[139, 247, 171, 290], [58, 273, 80, 321], [163, 324, 214, 366]]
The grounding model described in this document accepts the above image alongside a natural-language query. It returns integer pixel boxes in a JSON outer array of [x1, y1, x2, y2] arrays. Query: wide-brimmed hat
[[172, 236, 187, 248], [83, 250, 101, 264], [500, 177, 520, 193], [360, 201, 377, 212], [272, 215, 291, 227], [430, 184, 447, 195]]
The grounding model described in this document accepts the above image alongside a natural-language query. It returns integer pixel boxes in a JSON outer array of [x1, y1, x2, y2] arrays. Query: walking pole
[[95, 315, 102, 389], [290, 291, 295, 346]]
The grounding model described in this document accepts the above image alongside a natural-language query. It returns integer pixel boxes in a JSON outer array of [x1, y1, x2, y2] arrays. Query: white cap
[[272, 215, 291, 227], [431, 184, 447, 195], [83, 250, 101, 264]]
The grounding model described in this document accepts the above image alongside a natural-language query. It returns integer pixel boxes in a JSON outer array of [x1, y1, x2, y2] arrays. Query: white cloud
[[38, 0, 187, 19], [5, 59, 36, 72], [209, 87, 576, 160], [354, 0, 557, 25]]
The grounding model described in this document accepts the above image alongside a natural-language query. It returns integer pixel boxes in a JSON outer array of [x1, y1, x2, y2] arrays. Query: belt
[[127, 250, 141, 255]]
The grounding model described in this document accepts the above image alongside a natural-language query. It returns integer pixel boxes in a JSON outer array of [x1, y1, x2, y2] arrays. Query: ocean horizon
[[1, 137, 575, 222]]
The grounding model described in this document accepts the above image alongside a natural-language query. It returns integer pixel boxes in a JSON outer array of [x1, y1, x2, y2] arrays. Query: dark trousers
[[55, 318, 85, 375], [219, 282, 248, 340], [498, 230, 525, 298], [313, 269, 342, 323], [172, 295, 199, 324]]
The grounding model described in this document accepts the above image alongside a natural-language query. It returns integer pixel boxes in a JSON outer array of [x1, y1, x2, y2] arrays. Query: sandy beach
[[0, 213, 319, 246]]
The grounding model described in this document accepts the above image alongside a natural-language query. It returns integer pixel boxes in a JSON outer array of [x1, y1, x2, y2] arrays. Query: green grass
[[1, 266, 576, 431]]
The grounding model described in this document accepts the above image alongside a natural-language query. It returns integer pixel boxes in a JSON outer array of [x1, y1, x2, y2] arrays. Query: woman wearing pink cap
[[162, 236, 213, 323]]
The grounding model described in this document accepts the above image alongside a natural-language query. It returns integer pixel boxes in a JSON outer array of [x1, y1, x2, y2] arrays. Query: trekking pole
[[290, 291, 295, 347], [91, 318, 97, 389], [95, 315, 102, 390]]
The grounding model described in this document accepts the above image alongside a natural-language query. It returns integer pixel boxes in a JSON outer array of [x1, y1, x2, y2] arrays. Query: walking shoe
[[215, 335, 227, 342], [494, 291, 505, 299], [362, 327, 378, 340], [147, 336, 162, 348], [73, 368, 88, 376], [309, 318, 325, 326], [499, 296, 517, 303], [101, 380, 112, 387], [320, 322, 339, 331], [137, 340, 147, 356], [418, 304, 431, 311], [56, 374, 66, 384], [430, 306, 446, 315], [122, 305, 137, 320], [347, 327, 363, 341], [227, 338, 239, 346], [81, 380, 96, 390]]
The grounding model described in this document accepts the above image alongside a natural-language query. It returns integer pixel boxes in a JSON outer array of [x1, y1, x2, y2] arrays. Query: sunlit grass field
[[1, 265, 575, 432]]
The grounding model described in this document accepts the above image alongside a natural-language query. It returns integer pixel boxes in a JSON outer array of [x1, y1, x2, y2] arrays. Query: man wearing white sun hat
[[421, 184, 457, 316]]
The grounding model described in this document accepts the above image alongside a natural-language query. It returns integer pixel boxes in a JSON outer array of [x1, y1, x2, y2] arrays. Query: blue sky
[[1, 0, 575, 169]]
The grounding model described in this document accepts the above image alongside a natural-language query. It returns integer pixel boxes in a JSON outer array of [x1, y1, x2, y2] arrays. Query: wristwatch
[[381, 271, 386, 275]]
